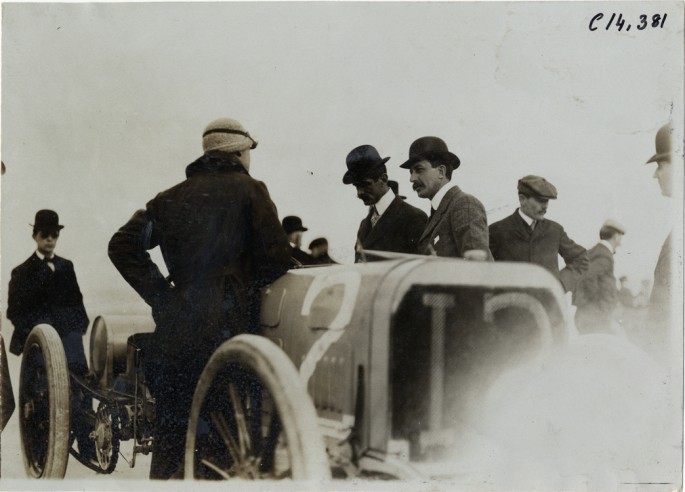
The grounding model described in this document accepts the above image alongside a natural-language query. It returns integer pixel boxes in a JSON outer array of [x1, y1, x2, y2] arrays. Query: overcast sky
[[1, 1, 683, 314]]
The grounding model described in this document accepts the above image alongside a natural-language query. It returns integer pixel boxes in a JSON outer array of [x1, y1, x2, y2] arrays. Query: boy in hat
[[344, 145, 427, 261], [400, 136, 490, 260], [282, 215, 315, 265], [489, 175, 588, 292], [6, 209, 95, 459], [572, 219, 625, 333]]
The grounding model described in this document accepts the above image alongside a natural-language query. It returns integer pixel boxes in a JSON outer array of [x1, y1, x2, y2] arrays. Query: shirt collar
[[36, 250, 53, 260], [518, 208, 535, 227], [431, 181, 458, 211], [373, 189, 395, 216], [599, 240, 615, 254]]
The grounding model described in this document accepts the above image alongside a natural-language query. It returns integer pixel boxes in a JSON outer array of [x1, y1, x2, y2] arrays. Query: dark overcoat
[[7, 253, 89, 355], [356, 195, 427, 260], [417, 185, 492, 259], [489, 209, 588, 292], [572, 242, 617, 332]]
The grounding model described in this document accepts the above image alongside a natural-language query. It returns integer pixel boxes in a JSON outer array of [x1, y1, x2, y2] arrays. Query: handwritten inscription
[[589, 13, 667, 32]]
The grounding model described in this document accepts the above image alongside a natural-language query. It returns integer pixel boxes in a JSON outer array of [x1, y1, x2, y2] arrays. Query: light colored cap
[[602, 219, 625, 234], [202, 118, 258, 154]]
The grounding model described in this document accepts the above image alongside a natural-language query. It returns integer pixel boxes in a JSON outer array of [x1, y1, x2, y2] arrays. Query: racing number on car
[[299, 271, 362, 385]]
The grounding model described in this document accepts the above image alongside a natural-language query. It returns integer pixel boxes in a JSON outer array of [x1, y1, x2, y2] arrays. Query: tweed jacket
[[489, 209, 588, 292], [417, 185, 492, 259], [572, 242, 618, 312], [7, 253, 89, 355], [356, 195, 427, 260], [108, 153, 291, 363]]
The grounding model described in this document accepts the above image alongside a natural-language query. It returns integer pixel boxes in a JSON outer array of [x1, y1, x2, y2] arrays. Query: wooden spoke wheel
[[185, 334, 330, 481], [18, 324, 71, 478]]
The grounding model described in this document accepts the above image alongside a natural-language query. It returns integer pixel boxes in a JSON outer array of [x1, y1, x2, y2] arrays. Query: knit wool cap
[[202, 118, 258, 154]]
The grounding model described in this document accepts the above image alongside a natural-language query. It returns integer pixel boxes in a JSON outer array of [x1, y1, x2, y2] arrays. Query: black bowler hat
[[31, 209, 65, 232], [399, 136, 461, 170], [342, 145, 390, 185], [646, 123, 672, 164], [282, 216, 308, 234], [388, 180, 407, 200]]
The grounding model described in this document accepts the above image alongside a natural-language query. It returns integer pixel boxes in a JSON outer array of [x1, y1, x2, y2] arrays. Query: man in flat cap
[[400, 136, 491, 259], [309, 237, 337, 265], [109, 117, 291, 479], [6, 209, 95, 459], [282, 215, 315, 265], [572, 219, 625, 333], [344, 145, 427, 261], [489, 175, 588, 292]]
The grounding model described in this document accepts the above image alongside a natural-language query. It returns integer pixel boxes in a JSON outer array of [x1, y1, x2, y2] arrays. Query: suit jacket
[[572, 242, 618, 313], [356, 195, 427, 261], [417, 185, 492, 259], [489, 209, 588, 292], [7, 253, 89, 355], [290, 246, 315, 266]]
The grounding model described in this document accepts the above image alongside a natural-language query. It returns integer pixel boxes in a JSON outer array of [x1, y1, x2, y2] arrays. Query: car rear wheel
[[19, 324, 71, 478], [184, 334, 330, 480]]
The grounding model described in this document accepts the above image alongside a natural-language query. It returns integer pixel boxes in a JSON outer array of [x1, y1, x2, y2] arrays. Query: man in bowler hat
[[6, 209, 95, 459], [400, 137, 491, 260], [489, 175, 588, 292], [572, 219, 625, 333], [344, 145, 427, 261], [109, 117, 291, 478], [282, 215, 315, 265]]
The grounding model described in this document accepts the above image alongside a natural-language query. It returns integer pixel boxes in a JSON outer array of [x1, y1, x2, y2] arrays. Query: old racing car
[[18, 253, 570, 480]]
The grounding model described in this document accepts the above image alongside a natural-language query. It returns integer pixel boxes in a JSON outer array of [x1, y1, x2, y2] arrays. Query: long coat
[[417, 185, 492, 259], [7, 253, 89, 355], [572, 242, 617, 332], [356, 195, 427, 260], [108, 153, 292, 364], [489, 209, 588, 292]]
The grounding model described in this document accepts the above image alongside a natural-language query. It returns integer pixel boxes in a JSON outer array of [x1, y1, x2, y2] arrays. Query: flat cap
[[602, 219, 625, 235], [308, 237, 328, 250], [517, 175, 557, 199]]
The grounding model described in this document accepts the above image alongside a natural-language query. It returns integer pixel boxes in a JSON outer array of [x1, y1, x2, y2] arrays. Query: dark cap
[[399, 136, 460, 170], [388, 180, 406, 199], [31, 209, 65, 232], [517, 175, 558, 199], [343, 145, 390, 185], [646, 124, 672, 164], [282, 216, 308, 234], [308, 237, 328, 250]]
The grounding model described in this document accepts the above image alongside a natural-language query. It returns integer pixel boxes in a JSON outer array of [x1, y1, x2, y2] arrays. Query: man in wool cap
[[109, 117, 291, 479], [489, 175, 588, 292]]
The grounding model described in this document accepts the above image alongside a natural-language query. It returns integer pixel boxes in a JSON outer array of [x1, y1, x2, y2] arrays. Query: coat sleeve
[[108, 208, 173, 309], [248, 182, 293, 288], [6, 263, 47, 354], [450, 195, 493, 260], [62, 260, 90, 334], [558, 228, 589, 292]]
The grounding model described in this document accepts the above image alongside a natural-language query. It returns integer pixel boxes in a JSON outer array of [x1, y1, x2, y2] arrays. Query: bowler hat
[[646, 124, 672, 164], [308, 237, 328, 250], [517, 175, 558, 199], [203, 118, 258, 154], [31, 209, 64, 232], [343, 145, 390, 185], [282, 216, 308, 234], [399, 136, 460, 170]]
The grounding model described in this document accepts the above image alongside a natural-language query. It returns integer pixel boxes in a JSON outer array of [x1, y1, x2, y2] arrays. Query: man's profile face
[[653, 160, 673, 197], [409, 160, 444, 199], [288, 231, 303, 248], [33, 230, 59, 256], [353, 175, 387, 206], [519, 194, 549, 221]]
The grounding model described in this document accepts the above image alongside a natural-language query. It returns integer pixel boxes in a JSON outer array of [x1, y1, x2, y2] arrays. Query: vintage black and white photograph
[[1, 1, 683, 490]]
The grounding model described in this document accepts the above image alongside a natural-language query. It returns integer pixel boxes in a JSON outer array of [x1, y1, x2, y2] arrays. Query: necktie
[[530, 220, 537, 231], [44, 257, 55, 272], [370, 206, 380, 227]]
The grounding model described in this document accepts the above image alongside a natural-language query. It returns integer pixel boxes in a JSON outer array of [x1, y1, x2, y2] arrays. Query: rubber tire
[[185, 334, 330, 480], [19, 324, 71, 478]]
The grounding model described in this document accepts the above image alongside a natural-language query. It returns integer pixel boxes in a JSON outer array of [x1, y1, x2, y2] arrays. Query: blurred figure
[[388, 180, 407, 200], [282, 215, 315, 265], [401, 137, 490, 260], [573, 220, 625, 333], [489, 175, 588, 292], [308, 237, 337, 264], [344, 145, 426, 261], [617, 276, 636, 308]]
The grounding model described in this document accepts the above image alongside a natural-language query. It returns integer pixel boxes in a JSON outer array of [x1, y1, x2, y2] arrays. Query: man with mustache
[[489, 175, 588, 292], [344, 145, 427, 261], [400, 136, 491, 260]]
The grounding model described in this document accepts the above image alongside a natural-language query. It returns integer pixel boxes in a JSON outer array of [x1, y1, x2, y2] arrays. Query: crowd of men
[[1, 118, 676, 479]]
